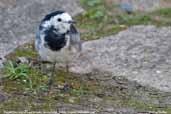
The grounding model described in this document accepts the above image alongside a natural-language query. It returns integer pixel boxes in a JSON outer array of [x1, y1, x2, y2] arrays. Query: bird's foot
[[47, 78, 54, 90]]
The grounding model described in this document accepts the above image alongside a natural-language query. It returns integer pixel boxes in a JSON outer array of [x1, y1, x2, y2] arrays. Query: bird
[[35, 10, 82, 86]]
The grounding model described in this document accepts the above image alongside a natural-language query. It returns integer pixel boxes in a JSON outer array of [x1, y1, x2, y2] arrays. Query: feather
[[35, 28, 41, 51], [68, 24, 82, 51]]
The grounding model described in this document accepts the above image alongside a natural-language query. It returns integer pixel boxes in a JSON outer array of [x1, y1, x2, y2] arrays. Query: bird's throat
[[44, 27, 67, 51]]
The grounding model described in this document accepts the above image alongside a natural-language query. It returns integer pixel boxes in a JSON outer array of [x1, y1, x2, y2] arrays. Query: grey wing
[[69, 24, 82, 52], [35, 27, 41, 51]]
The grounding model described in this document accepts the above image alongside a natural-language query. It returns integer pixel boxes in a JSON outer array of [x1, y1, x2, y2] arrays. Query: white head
[[42, 11, 75, 33]]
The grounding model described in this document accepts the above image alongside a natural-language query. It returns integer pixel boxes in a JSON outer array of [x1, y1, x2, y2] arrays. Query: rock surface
[[0, 0, 83, 58], [71, 25, 171, 92]]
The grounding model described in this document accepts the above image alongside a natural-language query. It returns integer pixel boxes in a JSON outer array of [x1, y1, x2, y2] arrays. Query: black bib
[[44, 26, 66, 51]]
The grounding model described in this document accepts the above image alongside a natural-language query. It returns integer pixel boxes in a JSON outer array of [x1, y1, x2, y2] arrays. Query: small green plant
[[70, 87, 87, 97], [82, 8, 105, 20], [39, 85, 49, 92], [90, 10, 104, 19], [3, 60, 49, 92], [4, 61, 33, 89], [4, 61, 30, 80], [157, 8, 171, 17], [80, 0, 102, 7]]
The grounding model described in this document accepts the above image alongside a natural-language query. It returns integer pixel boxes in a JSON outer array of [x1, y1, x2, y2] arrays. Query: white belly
[[36, 33, 79, 63], [38, 45, 76, 63]]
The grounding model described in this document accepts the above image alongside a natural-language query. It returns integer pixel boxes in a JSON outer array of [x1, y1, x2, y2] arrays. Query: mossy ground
[[1, 62, 171, 113], [0, 42, 171, 113], [0, 0, 171, 113], [76, 0, 171, 40]]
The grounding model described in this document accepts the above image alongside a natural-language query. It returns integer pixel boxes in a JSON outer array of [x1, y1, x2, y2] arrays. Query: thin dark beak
[[68, 20, 76, 24]]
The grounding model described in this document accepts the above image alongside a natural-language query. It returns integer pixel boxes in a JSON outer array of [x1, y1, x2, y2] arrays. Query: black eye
[[57, 18, 62, 22]]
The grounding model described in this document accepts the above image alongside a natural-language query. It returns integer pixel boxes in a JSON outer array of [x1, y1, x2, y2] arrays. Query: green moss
[[103, 91, 171, 113], [155, 8, 171, 18], [76, 0, 171, 40], [5, 41, 37, 60], [2, 62, 48, 93], [1, 67, 171, 113], [80, 0, 103, 8]]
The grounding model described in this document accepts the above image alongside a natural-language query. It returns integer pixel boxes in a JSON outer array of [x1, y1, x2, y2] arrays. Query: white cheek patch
[[61, 13, 72, 22], [52, 16, 59, 24]]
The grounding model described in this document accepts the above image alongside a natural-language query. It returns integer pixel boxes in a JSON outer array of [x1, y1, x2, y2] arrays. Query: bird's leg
[[40, 61, 52, 75], [65, 61, 69, 73], [47, 62, 56, 88], [66, 64, 69, 73]]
